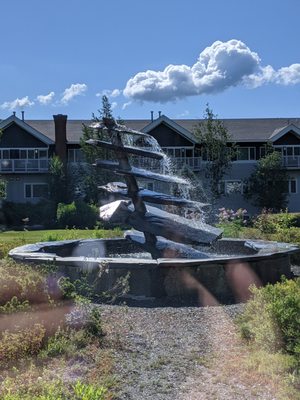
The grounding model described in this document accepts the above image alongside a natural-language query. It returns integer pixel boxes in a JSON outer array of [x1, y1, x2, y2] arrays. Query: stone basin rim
[[8, 237, 300, 269]]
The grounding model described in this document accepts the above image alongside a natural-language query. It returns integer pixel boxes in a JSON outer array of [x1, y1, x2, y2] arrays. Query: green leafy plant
[[238, 277, 300, 367], [193, 104, 235, 200], [0, 296, 30, 314], [0, 324, 46, 364], [56, 200, 98, 229], [72, 381, 107, 400]]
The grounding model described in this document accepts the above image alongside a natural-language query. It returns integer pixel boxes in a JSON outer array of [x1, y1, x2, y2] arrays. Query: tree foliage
[[79, 95, 117, 203], [48, 155, 71, 206], [0, 179, 6, 199], [194, 105, 234, 199], [244, 148, 289, 211], [80, 95, 113, 164]]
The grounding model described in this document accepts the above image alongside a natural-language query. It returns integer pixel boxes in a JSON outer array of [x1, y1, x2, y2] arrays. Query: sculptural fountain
[[9, 118, 300, 304]]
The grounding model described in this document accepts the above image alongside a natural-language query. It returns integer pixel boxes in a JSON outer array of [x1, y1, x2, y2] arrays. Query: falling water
[[119, 129, 207, 226]]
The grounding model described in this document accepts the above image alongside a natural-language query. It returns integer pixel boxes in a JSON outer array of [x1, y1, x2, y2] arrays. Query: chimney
[[21, 111, 25, 121], [150, 111, 154, 122], [158, 111, 162, 118], [53, 114, 67, 164], [13, 111, 16, 116]]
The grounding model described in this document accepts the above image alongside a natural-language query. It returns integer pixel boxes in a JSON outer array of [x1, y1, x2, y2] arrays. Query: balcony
[[0, 159, 49, 173], [130, 156, 202, 172], [171, 157, 202, 171], [282, 156, 300, 169]]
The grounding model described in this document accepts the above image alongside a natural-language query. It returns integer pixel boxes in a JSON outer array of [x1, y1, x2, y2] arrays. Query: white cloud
[[61, 83, 87, 104], [96, 88, 121, 98], [246, 63, 300, 88], [111, 101, 118, 110], [124, 39, 300, 103], [275, 64, 300, 85], [1, 96, 34, 110], [124, 40, 260, 102], [122, 101, 132, 110], [36, 91, 55, 105]]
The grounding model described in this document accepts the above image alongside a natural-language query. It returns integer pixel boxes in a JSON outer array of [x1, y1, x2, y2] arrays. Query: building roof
[[17, 116, 300, 144]]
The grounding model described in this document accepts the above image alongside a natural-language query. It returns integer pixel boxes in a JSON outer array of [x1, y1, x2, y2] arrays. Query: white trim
[[0, 115, 53, 145], [142, 115, 196, 144]]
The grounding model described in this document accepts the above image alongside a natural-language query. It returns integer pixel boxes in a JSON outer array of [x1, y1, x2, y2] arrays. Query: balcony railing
[[0, 159, 49, 173], [130, 156, 202, 172], [282, 156, 300, 168], [171, 157, 202, 171]]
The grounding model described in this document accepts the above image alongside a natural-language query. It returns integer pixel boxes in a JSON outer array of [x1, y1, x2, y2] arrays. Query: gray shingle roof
[[26, 117, 300, 144]]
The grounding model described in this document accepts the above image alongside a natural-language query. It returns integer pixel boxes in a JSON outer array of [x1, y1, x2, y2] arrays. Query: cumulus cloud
[[1, 96, 34, 110], [61, 83, 87, 104], [246, 64, 300, 87], [36, 91, 55, 105], [123, 39, 300, 103], [111, 101, 118, 110], [124, 40, 260, 102], [96, 88, 121, 98]]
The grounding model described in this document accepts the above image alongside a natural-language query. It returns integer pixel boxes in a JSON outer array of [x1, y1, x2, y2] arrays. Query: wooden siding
[[148, 122, 194, 147], [274, 131, 300, 145], [0, 123, 47, 148]]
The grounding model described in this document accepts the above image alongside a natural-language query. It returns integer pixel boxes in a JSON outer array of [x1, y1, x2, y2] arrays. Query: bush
[[237, 277, 300, 368], [0, 324, 46, 364], [56, 200, 98, 229], [1, 380, 108, 400], [254, 209, 300, 234], [2, 200, 56, 228], [0, 259, 51, 306]]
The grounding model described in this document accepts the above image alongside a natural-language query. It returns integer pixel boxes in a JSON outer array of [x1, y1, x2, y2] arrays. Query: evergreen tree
[[79, 96, 117, 203]]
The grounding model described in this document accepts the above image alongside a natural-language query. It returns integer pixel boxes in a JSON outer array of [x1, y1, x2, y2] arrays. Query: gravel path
[[101, 304, 277, 400]]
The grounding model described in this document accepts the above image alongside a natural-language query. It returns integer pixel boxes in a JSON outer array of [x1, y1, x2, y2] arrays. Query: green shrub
[[72, 381, 107, 400], [1, 379, 108, 400], [0, 259, 50, 306], [40, 326, 90, 358], [0, 296, 30, 314], [2, 200, 56, 228], [56, 200, 98, 229], [238, 278, 300, 367], [254, 209, 300, 234], [0, 324, 46, 364]]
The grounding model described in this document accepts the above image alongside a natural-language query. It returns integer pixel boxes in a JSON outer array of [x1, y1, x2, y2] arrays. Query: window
[[68, 149, 84, 163], [290, 179, 297, 193], [0, 148, 48, 160], [285, 179, 297, 194], [160, 147, 194, 159], [236, 147, 256, 161], [24, 183, 48, 199], [218, 180, 244, 195]]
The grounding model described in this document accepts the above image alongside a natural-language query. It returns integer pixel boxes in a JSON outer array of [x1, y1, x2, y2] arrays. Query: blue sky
[[1, 0, 300, 120]]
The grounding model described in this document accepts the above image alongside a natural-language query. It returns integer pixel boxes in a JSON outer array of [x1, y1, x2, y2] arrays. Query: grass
[[0, 227, 123, 258]]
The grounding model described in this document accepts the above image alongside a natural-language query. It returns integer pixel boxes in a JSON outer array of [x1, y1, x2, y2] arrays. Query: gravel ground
[[101, 304, 277, 400]]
